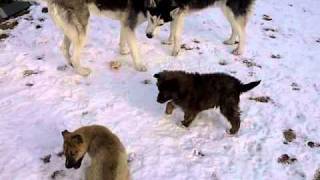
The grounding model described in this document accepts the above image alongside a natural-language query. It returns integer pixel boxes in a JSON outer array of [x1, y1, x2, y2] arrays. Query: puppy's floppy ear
[[170, 8, 180, 18], [62, 130, 70, 137], [71, 134, 83, 144], [153, 73, 160, 79]]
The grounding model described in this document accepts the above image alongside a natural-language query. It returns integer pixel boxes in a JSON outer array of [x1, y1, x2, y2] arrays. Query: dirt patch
[[242, 59, 262, 68], [40, 154, 51, 164], [262, 14, 273, 21], [0, 34, 9, 41], [307, 141, 320, 148], [0, 20, 18, 30], [277, 154, 297, 164], [142, 79, 152, 85], [23, 70, 40, 77], [271, 54, 281, 59], [109, 61, 121, 70], [51, 170, 65, 179], [291, 82, 300, 91], [249, 96, 272, 103], [283, 129, 296, 143]]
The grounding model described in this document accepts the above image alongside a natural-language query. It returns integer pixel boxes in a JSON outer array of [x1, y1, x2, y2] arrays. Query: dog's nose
[[146, 33, 153, 39]]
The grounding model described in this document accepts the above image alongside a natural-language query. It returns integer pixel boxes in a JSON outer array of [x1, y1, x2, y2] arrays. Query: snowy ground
[[1, 0, 320, 179]]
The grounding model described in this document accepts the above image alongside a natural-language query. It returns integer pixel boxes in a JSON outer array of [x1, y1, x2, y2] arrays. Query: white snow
[[1, 0, 320, 179]]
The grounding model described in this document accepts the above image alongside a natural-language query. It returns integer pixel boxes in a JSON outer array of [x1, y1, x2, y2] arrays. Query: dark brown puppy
[[154, 71, 260, 134]]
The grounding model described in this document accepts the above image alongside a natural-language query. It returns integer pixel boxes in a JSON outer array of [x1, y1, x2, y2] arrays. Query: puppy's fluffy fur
[[154, 71, 260, 134]]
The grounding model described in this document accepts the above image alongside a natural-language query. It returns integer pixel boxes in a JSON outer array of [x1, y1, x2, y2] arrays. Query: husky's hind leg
[[48, 5, 91, 76], [60, 35, 72, 65]]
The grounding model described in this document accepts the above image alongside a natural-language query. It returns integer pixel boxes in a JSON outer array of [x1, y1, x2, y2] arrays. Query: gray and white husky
[[145, 0, 255, 56], [44, 0, 157, 76]]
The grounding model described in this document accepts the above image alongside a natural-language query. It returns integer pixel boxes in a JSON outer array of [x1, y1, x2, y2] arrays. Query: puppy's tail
[[239, 80, 261, 93]]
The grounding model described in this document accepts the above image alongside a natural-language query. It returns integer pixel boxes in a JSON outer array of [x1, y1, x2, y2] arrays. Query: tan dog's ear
[[170, 8, 180, 18], [62, 130, 70, 137], [71, 134, 83, 144], [145, 0, 157, 8]]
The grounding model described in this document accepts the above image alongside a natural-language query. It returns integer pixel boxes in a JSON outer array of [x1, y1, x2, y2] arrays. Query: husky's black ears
[[153, 73, 160, 79], [62, 130, 70, 137], [145, 0, 157, 8], [71, 134, 83, 144]]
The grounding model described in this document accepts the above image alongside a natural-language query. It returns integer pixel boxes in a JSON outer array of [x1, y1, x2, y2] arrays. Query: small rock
[[288, 4, 293, 7], [57, 65, 68, 71], [36, 25, 42, 29], [23, 70, 38, 77], [316, 39, 320, 43], [41, 154, 51, 164], [271, 54, 281, 59], [262, 14, 273, 21], [249, 96, 271, 103], [42, 7, 48, 13], [51, 170, 65, 179], [283, 129, 296, 143], [109, 61, 121, 70]]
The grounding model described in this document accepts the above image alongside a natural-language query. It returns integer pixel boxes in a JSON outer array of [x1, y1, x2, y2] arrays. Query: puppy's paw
[[134, 64, 147, 72]]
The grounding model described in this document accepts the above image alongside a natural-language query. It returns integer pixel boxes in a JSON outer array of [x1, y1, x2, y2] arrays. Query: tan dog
[[62, 125, 130, 180]]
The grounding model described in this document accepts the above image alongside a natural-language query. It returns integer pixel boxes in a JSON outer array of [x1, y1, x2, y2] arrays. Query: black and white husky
[[44, 0, 157, 76], [145, 0, 255, 56]]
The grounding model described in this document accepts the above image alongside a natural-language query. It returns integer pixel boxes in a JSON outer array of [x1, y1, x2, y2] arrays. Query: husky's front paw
[[223, 39, 236, 45], [134, 64, 147, 72], [75, 66, 92, 76]]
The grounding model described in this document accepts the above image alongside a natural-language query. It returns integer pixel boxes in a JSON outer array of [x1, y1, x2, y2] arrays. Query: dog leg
[[162, 22, 175, 45], [233, 16, 247, 55], [220, 101, 241, 134], [60, 35, 72, 65], [181, 111, 197, 127], [123, 25, 147, 72], [221, 6, 238, 45], [172, 12, 185, 56], [70, 34, 92, 76], [119, 25, 130, 55], [165, 101, 175, 115]]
